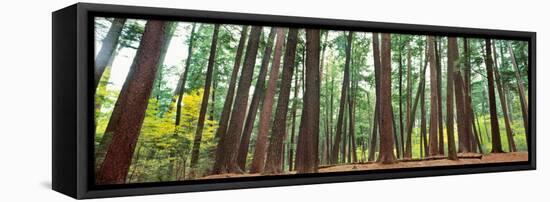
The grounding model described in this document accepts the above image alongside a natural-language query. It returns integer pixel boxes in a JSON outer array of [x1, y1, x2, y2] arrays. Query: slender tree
[[405, 41, 428, 159], [427, 36, 439, 157], [493, 41, 516, 152], [331, 31, 353, 164], [175, 23, 197, 126], [95, 18, 126, 89], [295, 29, 321, 173], [435, 38, 445, 155], [485, 39, 504, 153], [189, 24, 220, 170], [368, 33, 381, 162], [508, 43, 528, 135], [263, 28, 299, 174], [97, 21, 168, 184], [237, 28, 276, 170], [212, 26, 263, 174]]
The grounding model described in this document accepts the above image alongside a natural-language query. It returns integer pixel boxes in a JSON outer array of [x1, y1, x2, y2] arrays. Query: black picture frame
[[52, 2, 536, 199]]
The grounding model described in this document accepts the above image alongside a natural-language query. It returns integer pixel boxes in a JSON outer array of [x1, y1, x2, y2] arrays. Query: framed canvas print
[[52, 3, 536, 199]]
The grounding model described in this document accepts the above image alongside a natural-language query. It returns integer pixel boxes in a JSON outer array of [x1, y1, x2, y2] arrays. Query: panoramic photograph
[[93, 17, 529, 185]]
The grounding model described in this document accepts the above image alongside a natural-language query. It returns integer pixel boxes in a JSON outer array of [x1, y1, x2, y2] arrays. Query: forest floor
[[200, 152, 528, 180]]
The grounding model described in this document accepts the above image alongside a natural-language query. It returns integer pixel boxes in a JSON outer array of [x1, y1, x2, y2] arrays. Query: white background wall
[[0, 0, 546, 201]]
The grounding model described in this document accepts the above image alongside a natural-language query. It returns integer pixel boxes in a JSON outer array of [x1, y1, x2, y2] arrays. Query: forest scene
[[94, 17, 529, 185]]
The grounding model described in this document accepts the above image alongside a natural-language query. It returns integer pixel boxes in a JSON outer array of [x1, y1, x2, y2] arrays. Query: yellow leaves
[[137, 88, 218, 153]]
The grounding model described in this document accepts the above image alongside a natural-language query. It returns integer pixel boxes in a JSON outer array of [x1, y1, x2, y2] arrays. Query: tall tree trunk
[[435, 38, 445, 155], [330, 31, 353, 164], [152, 22, 178, 101], [263, 28, 299, 174], [493, 41, 516, 152], [455, 70, 471, 154], [368, 33, 382, 162], [485, 39, 504, 153], [446, 37, 458, 160], [97, 21, 167, 184], [237, 28, 276, 170], [420, 78, 428, 158], [463, 38, 477, 153], [249, 28, 286, 173], [288, 61, 301, 171], [398, 39, 405, 158], [95, 18, 126, 89], [405, 42, 428, 159], [189, 24, 220, 172], [378, 33, 396, 164], [321, 32, 331, 164], [212, 26, 262, 174], [175, 23, 197, 126], [295, 29, 320, 173], [427, 36, 439, 157], [404, 44, 413, 159], [508, 43, 528, 135], [213, 26, 248, 139]]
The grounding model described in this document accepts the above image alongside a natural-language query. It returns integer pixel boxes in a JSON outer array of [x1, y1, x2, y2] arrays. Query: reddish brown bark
[[378, 33, 396, 164], [427, 36, 439, 157], [212, 26, 263, 174], [446, 37, 458, 160], [295, 29, 321, 173], [249, 28, 286, 173], [485, 39, 504, 153], [213, 26, 248, 140], [263, 28, 298, 174], [237, 28, 276, 170], [97, 21, 167, 184]]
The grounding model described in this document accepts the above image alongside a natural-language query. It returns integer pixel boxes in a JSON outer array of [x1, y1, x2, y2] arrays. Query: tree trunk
[[427, 36, 439, 157], [249, 28, 286, 173], [435, 38, 445, 155], [493, 41, 516, 152], [508, 43, 528, 135], [175, 23, 197, 126], [212, 26, 262, 174], [455, 70, 471, 154], [189, 24, 220, 171], [485, 39, 504, 153], [96, 21, 167, 184], [446, 37, 459, 160], [95, 18, 126, 89], [263, 28, 298, 174], [405, 42, 428, 159], [398, 39, 405, 158], [330, 31, 353, 164], [378, 33, 396, 164], [213, 26, 248, 140], [420, 78, 428, 158], [237, 28, 276, 170], [288, 61, 301, 171], [295, 29, 320, 173], [368, 33, 382, 162], [463, 38, 477, 153]]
